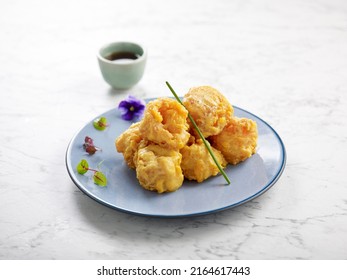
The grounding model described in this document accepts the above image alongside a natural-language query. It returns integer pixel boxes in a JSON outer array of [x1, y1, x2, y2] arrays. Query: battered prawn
[[139, 98, 190, 150], [183, 86, 233, 137], [135, 141, 184, 193], [209, 117, 258, 165], [180, 138, 227, 182], [115, 122, 142, 169]]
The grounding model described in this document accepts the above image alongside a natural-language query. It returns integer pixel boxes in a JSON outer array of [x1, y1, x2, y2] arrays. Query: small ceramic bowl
[[97, 41, 147, 89]]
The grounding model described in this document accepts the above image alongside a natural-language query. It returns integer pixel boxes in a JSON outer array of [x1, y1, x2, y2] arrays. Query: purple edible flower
[[118, 95, 146, 121]]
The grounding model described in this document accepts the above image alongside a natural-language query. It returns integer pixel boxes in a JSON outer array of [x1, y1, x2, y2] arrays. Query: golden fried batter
[[180, 139, 227, 182], [135, 141, 184, 193], [115, 87, 258, 193], [115, 122, 142, 169], [210, 117, 258, 165], [183, 86, 233, 137], [139, 98, 190, 150]]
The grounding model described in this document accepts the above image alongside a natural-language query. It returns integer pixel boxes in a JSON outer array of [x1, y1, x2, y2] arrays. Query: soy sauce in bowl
[[105, 51, 141, 62], [97, 41, 147, 89]]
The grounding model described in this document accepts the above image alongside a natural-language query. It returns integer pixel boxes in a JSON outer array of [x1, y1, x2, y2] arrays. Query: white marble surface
[[0, 0, 347, 260]]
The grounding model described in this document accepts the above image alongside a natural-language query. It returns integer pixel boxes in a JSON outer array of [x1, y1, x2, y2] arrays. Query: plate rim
[[65, 103, 286, 218]]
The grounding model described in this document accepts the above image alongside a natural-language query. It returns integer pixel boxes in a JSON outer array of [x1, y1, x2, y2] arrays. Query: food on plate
[[76, 159, 107, 187], [115, 122, 142, 169], [135, 141, 184, 193], [115, 86, 258, 193], [183, 86, 234, 138], [83, 136, 102, 155], [139, 97, 190, 150], [116, 98, 188, 193], [118, 95, 146, 121], [180, 138, 227, 182], [93, 116, 108, 130], [209, 117, 258, 165]]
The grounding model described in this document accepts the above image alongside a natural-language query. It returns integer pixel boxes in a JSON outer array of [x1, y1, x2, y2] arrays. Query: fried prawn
[[135, 141, 184, 193], [115, 122, 142, 169], [139, 98, 190, 150], [180, 139, 227, 182], [183, 86, 233, 137], [210, 117, 258, 165]]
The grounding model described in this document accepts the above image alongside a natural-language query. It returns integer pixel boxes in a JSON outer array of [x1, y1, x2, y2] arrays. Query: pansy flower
[[118, 95, 146, 121]]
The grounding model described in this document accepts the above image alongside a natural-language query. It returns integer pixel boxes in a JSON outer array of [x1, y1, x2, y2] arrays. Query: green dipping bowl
[[97, 41, 147, 90]]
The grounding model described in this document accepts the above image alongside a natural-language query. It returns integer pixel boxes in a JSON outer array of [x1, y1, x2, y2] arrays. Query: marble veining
[[1, 0, 347, 260]]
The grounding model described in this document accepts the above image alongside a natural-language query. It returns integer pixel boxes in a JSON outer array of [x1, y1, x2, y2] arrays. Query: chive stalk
[[165, 81, 231, 185]]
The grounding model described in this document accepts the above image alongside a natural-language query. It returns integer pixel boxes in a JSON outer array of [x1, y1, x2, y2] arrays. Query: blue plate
[[66, 101, 286, 217]]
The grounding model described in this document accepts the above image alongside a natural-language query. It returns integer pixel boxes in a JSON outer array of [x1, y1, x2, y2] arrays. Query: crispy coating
[[139, 98, 190, 150], [210, 117, 258, 165], [115, 122, 142, 169], [135, 141, 184, 193], [115, 88, 258, 193], [180, 139, 227, 182], [183, 86, 233, 137]]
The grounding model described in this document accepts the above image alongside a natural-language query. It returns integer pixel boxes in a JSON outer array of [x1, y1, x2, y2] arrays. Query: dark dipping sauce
[[104, 51, 141, 61]]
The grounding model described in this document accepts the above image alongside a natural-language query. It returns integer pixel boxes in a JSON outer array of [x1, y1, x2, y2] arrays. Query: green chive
[[165, 81, 231, 185]]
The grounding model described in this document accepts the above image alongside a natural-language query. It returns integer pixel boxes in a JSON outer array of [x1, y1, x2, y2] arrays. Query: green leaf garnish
[[93, 116, 108, 130], [77, 159, 107, 187], [165, 81, 231, 185], [93, 171, 107, 187], [77, 159, 89, 174]]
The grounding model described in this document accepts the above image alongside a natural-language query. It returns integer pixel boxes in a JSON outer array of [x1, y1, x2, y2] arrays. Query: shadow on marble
[[72, 182, 269, 242], [106, 84, 147, 98], [106, 87, 128, 96]]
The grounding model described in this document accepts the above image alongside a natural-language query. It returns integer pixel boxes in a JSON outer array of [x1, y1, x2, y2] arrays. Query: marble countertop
[[1, 0, 346, 260]]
